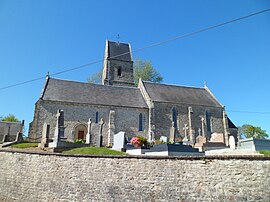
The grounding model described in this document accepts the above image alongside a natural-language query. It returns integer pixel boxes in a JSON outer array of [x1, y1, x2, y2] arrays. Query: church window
[[139, 113, 143, 131], [172, 107, 177, 128], [95, 112, 99, 123], [117, 66, 122, 76], [206, 111, 211, 132]]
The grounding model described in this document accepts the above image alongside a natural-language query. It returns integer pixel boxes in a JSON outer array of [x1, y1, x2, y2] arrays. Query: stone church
[[29, 40, 237, 146]]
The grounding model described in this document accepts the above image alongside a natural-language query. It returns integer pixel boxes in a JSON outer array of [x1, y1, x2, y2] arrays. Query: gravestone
[[203, 132, 227, 151], [169, 122, 176, 143], [201, 117, 206, 137], [15, 132, 23, 143], [194, 135, 206, 151], [145, 143, 203, 156], [39, 123, 50, 149], [112, 131, 126, 150], [210, 133, 224, 143], [182, 124, 189, 141], [86, 118, 92, 144], [54, 109, 65, 143], [196, 135, 206, 146], [160, 136, 168, 143], [108, 110, 115, 146], [229, 135, 236, 150], [96, 118, 104, 147]]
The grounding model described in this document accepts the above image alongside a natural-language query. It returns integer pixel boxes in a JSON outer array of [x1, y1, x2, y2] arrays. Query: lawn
[[63, 146, 127, 155], [259, 150, 270, 156], [11, 142, 38, 149]]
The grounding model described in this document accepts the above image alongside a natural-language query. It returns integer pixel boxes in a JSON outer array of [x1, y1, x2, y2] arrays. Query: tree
[[240, 124, 268, 139], [87, 59, 163, 86], [133, 59, 163, 86], [0, 114, 20, 122], [87, 69, 103, 84]]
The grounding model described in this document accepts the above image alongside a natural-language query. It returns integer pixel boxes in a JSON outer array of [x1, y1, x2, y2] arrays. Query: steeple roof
[[106, 40, 132, 61]]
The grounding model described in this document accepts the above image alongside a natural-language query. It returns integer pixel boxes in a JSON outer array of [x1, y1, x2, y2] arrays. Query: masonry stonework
[[31, 100, 148, 145], [28, 40, 237, 145], [0, 151, 269, 202], [153, 102, 224, 140]]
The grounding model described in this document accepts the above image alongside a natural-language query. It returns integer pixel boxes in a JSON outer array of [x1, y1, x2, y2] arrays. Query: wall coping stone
[[1, 148, 269, 161]]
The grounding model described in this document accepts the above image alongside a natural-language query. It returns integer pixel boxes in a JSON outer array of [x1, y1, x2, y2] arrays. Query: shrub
[[74, 139, 86, 144]]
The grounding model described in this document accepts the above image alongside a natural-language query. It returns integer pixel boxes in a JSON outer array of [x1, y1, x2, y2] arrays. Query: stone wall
[[153, 102, 224, 140], [29, 100, 149, 144], [103, 59, 134, 87], [0, 121, 22, 142], [0, 150, 269, 202]]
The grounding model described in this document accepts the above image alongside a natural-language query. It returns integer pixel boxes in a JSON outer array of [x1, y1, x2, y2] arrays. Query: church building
[[29, 40, 237, 146]]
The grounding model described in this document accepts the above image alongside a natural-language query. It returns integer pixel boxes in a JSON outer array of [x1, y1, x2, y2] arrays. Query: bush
[[74, 139, 86, 144]]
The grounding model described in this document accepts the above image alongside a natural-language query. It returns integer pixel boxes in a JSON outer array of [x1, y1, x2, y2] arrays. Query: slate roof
[[41, 78, 147, 108], [107, 41, 131, 61], [142, 81, 223, 107], [228, 118, 237, 128]]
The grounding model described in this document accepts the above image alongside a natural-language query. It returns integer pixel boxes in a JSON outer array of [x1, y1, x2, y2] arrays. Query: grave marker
[[96, 118, 104, 147], [86, 118, 92, 144], [112, 131, 126, 150]]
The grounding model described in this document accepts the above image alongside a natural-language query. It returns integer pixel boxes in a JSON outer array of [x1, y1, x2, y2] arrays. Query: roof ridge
[[49, 77, 138, 90], [142, 80, 204, 90]]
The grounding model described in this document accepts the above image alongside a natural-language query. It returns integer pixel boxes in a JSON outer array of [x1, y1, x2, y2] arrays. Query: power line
[[0, 7, 270, 91]]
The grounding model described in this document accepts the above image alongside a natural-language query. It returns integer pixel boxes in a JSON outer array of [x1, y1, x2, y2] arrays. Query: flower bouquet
[[130, 136, 147, 148]]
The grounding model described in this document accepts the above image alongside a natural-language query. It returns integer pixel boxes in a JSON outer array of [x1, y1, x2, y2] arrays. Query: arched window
[[117, 66, 122, 76], [95, 112, 99, 123], [172, 107, 177, 128], [139, 113, 143, 131], [206, 111, 211, 132]]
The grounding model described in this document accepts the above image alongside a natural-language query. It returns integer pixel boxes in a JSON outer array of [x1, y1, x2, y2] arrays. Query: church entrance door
[[78, 130, 84, 140], [73, 124, 87, 141]]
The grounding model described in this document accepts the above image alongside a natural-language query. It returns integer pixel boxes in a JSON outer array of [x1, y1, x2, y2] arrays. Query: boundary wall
[[0, 150, 269, 202]]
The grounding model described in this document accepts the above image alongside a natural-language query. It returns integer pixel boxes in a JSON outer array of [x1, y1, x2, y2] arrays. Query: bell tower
[[102, 40, 135, 87]]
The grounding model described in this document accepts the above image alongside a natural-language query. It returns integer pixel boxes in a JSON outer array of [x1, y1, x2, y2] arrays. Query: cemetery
[[0, 41, 269, 201], [2, 108, 270, 157]]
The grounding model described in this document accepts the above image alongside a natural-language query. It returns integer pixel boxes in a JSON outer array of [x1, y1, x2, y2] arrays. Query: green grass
[[63, 146, 127, 155], [259, 150, 270, 156], [11, 142, 38, 149]]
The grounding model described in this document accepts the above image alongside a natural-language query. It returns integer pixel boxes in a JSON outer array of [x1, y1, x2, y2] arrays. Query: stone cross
[[54, 109, 65, 142], [188, 106, 193, 141], [183, 124, 189, 141], [201, 117, 205, 137], [86, 118, 92, 144], [222, 110, 230, 146], [96, 118, 104, 147], [169, 121, 176, 143], [40, 123, 50, 148], [108, 110, 115, 147]]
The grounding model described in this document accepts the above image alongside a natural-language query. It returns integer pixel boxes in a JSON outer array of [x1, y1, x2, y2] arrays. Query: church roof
[[107, 41, 131, 61], [227, 117, 237, 129], [142, 81, 223, 107], [41, 78, 148, 108]]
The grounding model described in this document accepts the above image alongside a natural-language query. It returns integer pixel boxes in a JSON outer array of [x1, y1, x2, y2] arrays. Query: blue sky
[[0, 0, 270, 135]]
